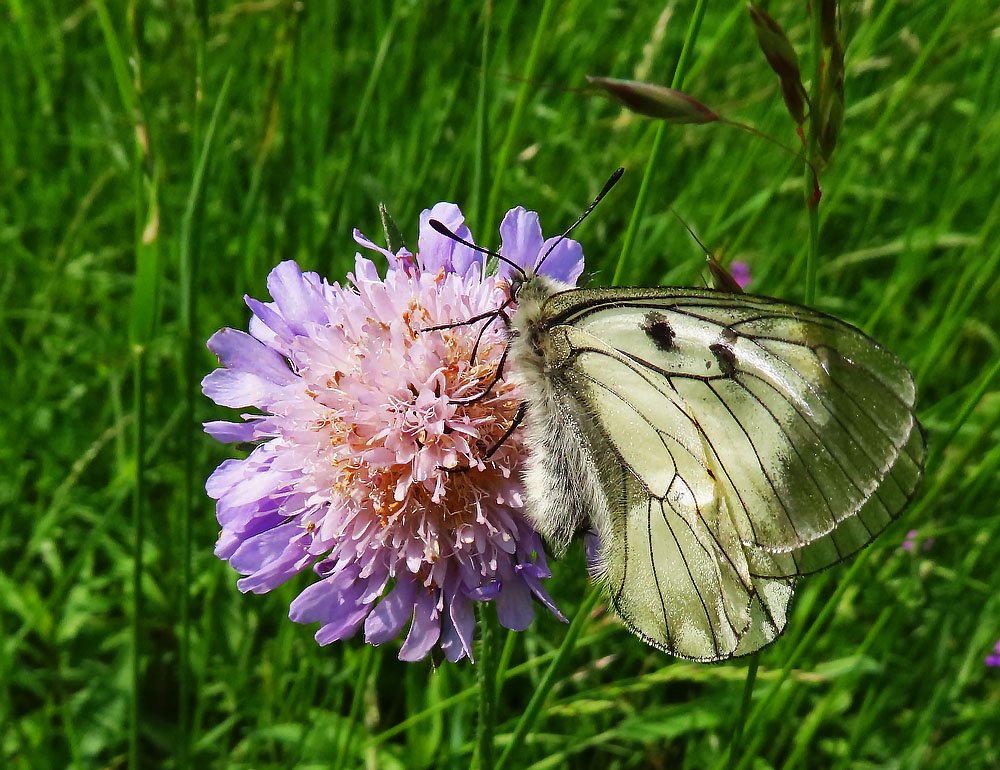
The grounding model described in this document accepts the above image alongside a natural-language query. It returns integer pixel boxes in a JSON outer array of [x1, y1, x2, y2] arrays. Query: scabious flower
[[202, 203, 582, 661]]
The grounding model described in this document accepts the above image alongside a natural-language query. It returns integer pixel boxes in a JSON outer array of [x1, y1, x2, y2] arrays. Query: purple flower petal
[[230, 521, 303, 575], [245, 297, 294, 348], [518, 564, 566, 621], [364, 577, 418, 645], [467, 582, 501, 601], [730, 261, 752, 290], [498, 207, 544, 281], [216, 467, 290, 509], [495, 576, 534, 631], [315, 604, 370, 645], [206, 458, 250, 499], [288, 566, 361, 623], [399, 589, 441, 661], [214, 510, 285, 560], [353, 228, 396, 261], [201, 368, 284, 409], [203, 420, 257, 443], [536, 235, 584, 285], [417, 202, 480, 277], [207, 328, 297, 385], [266, 260, 329, 335], [448, 594, 476, 661]]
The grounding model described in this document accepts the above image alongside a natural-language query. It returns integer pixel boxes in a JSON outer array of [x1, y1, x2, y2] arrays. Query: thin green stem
[[130, 351, 146, 770], [178, 68, 231, 770], [612, 0, 708, 285], [727, 654, 759, 770], [730, 552, 871, 770], [473, 605, 498, 770], [177, 5, 205, 765], [805, 204, 819, 305], [91, 5, 158, 766], [494, 630, 517, 694], [484, 0, 554, 244], [334, 644, 375, 769], [803, 0, 824, 306], [494, 587, 602, 770], [471, 2, 490, 235]]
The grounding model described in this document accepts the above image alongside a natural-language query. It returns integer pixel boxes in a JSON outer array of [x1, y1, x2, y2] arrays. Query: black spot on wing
[[640, 311, 676, 352], [709, 343, 737, 377]]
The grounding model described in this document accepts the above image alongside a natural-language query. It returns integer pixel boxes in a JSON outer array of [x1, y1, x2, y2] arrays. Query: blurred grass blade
[[484, 0, 554, 245], [494, 588, 601, 770], [613, 0, 709, 285], [178, 67, 232, 770]]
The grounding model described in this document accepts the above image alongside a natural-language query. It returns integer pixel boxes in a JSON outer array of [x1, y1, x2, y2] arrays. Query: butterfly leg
[[439, 402, 527, 474], [449, 344, 511, 406]]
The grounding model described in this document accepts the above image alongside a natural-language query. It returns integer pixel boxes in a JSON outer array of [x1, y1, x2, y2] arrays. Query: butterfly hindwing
[[518, 285, 924, 660]]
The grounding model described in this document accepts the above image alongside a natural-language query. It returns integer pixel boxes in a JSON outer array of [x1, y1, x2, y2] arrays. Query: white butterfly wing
[[520, 287, 924, 660]]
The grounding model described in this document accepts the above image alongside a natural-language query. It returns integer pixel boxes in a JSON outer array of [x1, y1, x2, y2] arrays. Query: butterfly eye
[[509, 276, 525, 302]]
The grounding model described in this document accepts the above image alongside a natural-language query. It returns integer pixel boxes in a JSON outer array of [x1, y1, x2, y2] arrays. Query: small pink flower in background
[[986, 639, 1000, 668], [729, 261, 752, 289], [901, 528, 934, 553], [202, 203, 580, 661]]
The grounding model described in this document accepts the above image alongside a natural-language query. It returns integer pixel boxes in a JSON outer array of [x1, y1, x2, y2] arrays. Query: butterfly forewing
[[532, 286, 924, 659]]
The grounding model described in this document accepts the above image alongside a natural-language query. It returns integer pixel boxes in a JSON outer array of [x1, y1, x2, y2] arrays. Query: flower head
[[203, 203, 582, 661]]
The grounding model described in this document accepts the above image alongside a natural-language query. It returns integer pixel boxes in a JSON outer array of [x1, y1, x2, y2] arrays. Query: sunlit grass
[[3, 1, 1000, 768]]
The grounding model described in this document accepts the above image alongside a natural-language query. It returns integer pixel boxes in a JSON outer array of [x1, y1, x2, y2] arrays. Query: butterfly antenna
[[428, 220, 527, 281], [535, 167, 625, 274]]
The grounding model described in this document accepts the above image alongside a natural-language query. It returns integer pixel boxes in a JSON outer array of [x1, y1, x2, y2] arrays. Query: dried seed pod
[[748, 4, 809, 125], [587, 76, 720, 124], [818, 39, 845, 160]]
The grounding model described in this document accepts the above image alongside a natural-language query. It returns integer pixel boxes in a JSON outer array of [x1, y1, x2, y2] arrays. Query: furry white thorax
[[508, 274, 615, 563]]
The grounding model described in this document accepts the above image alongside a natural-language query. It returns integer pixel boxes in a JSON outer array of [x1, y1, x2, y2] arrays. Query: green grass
[[3, 1, 1000, 768]]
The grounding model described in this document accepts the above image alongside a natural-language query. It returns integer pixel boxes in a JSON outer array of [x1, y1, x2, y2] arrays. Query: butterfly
[[433, 170, 925, 661]]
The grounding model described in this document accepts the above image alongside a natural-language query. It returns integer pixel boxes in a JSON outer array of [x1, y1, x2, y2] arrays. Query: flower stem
[[484, 0, 555, 245], [726, 653, 759, 770], [471, 1, 491, 235], [728, 552, 871, 770], [335, 643, 375, 769], [474, 604, 498, 770], [612, 0, 709, 285], [494, 586, 602, 770], [178, 68, 231, 770], [804, 1, 824, 306], [130, 352, 146, 770]]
